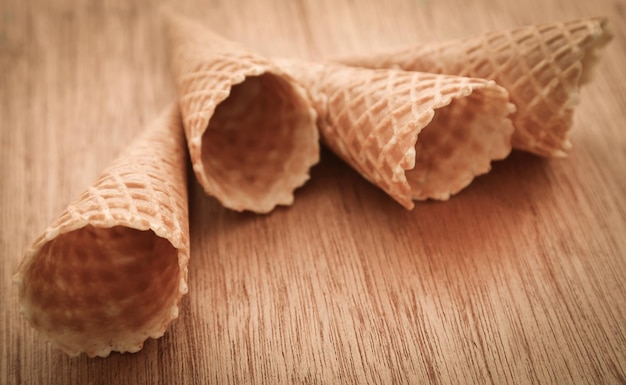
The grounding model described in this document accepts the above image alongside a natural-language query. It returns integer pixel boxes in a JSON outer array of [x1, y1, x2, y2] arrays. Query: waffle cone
[[13, 104, 190, 358], [279, 60, 515, 209], [339, 18, 612, 157], [165, 13, 319, 213]]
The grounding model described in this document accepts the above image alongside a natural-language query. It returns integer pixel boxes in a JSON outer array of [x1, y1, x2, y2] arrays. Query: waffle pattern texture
[[166, 13, 319, 213], [13, 15, 612, 358], [14, 104, 190, 357], [340, 18, 612, 157], [280, 61, 515, 209]]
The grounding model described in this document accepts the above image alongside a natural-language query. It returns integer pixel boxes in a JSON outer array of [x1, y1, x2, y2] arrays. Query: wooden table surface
[[1, 0, 625, 384]]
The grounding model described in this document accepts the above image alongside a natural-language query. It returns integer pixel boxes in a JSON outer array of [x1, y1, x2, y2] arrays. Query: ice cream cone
[[165, 13, 319, 213], [278, 60, 515, 209], [339, 18, 611, 157], [14, 104, 190, 357]]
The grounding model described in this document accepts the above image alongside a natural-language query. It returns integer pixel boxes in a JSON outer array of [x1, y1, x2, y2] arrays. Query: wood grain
[[1, 0, 625, 384]]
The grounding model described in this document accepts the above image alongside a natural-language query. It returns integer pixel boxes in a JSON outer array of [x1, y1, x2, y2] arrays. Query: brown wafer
[[165, 13, 319, 213], [14, 104, 189, 357], [339, 18, 612, 157], [279, 60, 515, 209]]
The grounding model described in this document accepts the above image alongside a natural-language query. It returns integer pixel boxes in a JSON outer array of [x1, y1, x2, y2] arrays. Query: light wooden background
[[1, 0, 625, 384]]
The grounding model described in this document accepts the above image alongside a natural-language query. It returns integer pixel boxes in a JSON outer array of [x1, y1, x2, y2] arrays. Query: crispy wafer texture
[[279, 61, 515, 209], [339, 18, 612, 157], [165, 13, 319, 213], [13, 104, 189, 357]]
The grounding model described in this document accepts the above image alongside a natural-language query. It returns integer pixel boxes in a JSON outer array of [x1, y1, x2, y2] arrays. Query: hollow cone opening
[[201, 72, 315, 210], [407, 89, 513, 200], [19, 225, 180, 356]]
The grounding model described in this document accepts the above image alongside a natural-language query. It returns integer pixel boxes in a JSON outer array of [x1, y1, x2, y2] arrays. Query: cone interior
[[407, 89, 510, 200], [201, 72, 312, 206], [20, 225, 180, 352]]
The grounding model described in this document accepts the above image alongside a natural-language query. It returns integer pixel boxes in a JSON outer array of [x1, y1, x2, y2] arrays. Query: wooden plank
[[1, 0, 625, 383]]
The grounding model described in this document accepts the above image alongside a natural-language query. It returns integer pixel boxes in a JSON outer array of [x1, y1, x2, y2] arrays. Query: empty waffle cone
[[165, 13, 319, 213], [13, 104, 189, 358], [339, 18, 612, 157], [278, 60, 515, 209]]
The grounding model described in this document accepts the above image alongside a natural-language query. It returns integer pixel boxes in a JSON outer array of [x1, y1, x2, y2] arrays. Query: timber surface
[[1, 0, 625, 384]]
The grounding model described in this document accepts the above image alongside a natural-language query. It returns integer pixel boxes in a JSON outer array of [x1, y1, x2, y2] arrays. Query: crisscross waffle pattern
[[280, 61, 514, 209], [14, 105, 190, 357], [166, 14, 319, 212], [339, 18, 611, 157]]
